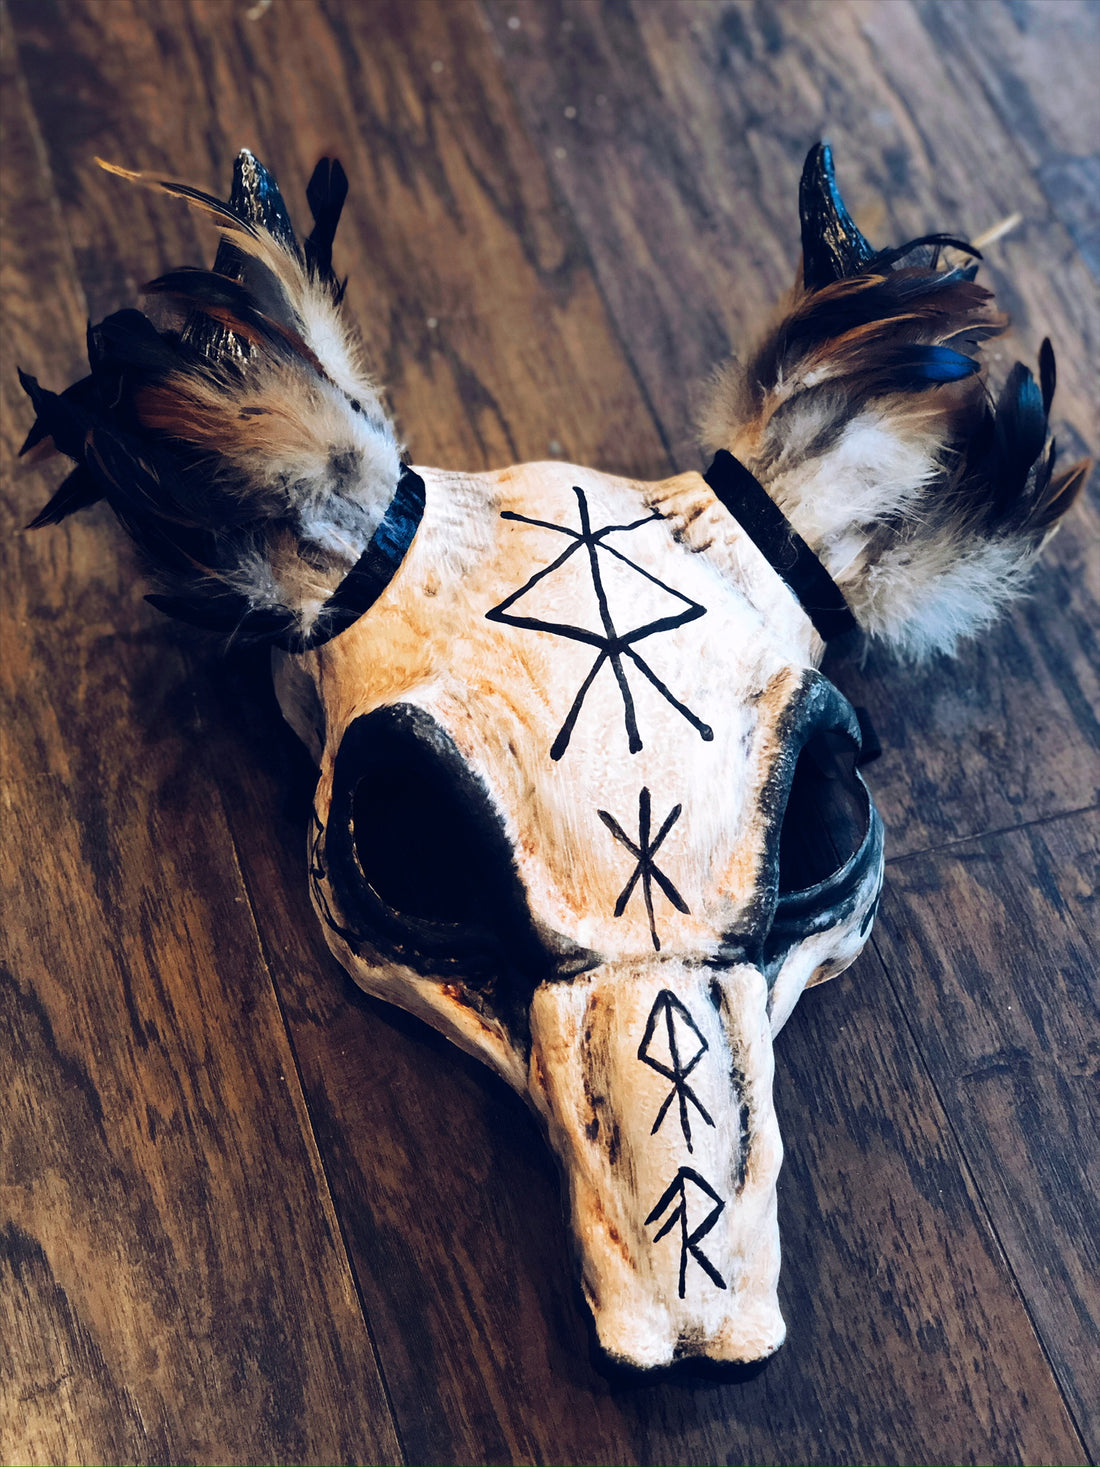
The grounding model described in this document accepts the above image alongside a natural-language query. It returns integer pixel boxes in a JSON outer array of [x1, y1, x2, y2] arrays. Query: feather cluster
[[20, 150, 402, 647], [703, 144, 1089, 658]]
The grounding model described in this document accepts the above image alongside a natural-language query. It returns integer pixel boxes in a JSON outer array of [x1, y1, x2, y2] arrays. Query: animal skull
[[20, 143, 1082, 1372], [274, 459, 883, 1367]]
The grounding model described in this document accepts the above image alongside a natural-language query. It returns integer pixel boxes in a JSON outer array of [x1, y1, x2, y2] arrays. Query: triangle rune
[[486, 486, 713, 759], [637, 987, 715, 1146]]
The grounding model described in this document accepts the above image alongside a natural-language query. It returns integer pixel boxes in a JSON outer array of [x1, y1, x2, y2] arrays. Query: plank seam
[[867, 917, 1092, 1465], [884, 802, 1100, 867], [215, 800, 410, 1467], [477, 0, 681, 479]]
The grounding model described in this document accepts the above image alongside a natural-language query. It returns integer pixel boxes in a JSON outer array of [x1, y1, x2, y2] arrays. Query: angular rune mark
[[598, 788, 690, 951], [486, 486, 713, 759], [638, 989, 715, 1151], [646, 1167, 727, 1298]]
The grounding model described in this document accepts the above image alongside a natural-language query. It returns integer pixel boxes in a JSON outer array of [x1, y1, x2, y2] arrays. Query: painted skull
[[274, 457, 883, 1367], [20, 145, 1081, 1372]]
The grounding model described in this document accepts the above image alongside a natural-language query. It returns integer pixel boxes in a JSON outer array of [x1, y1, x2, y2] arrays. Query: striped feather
[[21, 151, 402, 647], [703, 143, 1089, 658]]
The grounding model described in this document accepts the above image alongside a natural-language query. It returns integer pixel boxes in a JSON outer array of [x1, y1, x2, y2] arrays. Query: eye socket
[[761, 711, 883, 981], [351, 719, 510, 926], [776, 727, 869, 896], [321, 705, 550, 986]]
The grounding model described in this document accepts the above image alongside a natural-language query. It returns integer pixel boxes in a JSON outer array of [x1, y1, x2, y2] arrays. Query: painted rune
[[486, 485, 713, 759], [646, 1167, 727, 1298], [599, 787, 690, 951], [638, 989, 715, 1150]]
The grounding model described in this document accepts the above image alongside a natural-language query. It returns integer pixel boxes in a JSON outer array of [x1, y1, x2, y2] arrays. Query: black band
[[702, 450, 858, 643], [277, 463, 426, 652]]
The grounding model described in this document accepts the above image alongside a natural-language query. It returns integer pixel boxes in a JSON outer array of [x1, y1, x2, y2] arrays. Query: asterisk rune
[[486, 486, 712, 759], [598, 787, 689, 951]]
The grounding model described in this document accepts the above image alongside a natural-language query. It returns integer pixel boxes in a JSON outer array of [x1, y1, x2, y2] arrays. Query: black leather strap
[[277, 463, 426, 652], [703, 450, 859, 643]]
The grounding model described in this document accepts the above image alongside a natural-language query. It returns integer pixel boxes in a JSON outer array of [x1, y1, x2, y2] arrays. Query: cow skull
[[274, 459, 883, 1367], [21, 143, 1081, 1372]]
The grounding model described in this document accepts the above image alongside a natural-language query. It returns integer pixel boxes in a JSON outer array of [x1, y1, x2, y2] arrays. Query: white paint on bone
[[283, 459, 882, 1367], [529, 962, 784, 1368]]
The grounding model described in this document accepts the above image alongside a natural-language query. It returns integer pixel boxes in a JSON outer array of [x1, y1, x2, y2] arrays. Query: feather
[[703, 144, 1088, 659], [26, 466, 101, 528], [21, 151, 403, 648], [305, 157, 349, 286]]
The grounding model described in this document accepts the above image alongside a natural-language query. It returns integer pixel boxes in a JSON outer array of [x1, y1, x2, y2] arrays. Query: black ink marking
[[308, 807, 360, 947], [598, 788, 689, 951], [638, 989, 715, 1151], [858, 895, 880, 938], [486, 486, 712, 758], [646, 1167, 727, 1298]]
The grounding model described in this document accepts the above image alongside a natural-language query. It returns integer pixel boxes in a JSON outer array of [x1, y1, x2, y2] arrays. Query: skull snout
[[528, 961, 785, 1369]]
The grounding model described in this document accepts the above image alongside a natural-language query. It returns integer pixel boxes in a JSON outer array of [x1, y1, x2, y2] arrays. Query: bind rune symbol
[[646, 1167, 727, 1298], [486, 486, 713, 759], [599, 788, 690, 951], [638, 989, 715, 1149]]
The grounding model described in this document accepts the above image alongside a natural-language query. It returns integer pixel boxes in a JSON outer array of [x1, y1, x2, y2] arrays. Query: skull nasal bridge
[[485, 486, 714, 759]]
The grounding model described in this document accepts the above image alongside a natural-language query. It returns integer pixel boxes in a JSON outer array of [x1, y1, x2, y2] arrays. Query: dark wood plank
[[1, 7, 401, 1462], [871, 811, 1100, 1449], [484, 0, 1100, 857], [918, 0, 1100, 276], [36, 2, 1080, 1462]]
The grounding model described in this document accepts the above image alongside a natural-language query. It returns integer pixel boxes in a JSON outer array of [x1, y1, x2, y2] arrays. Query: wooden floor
[[2, 3, 1097, 1464]]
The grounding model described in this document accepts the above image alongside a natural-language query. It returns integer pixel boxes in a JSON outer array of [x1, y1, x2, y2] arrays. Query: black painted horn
[[798, 142, 877, 289]]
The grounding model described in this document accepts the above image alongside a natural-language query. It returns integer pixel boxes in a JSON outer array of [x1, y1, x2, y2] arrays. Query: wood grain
[[871, 811, 1100, 1447], [3, 1, 1096, 1463], [1, 7, 400, 1461]]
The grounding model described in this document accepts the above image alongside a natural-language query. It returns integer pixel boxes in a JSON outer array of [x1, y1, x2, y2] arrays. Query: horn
[[182, 148, 301, 363], [798, 141, 876, 289]]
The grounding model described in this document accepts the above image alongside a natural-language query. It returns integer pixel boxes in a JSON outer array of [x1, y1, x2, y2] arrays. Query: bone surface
[[296, 461, 883, 1366]]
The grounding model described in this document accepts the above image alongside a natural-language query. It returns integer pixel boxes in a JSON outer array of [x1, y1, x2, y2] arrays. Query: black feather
[[145, 268, 300, 355], [1038, 336, 1056, 416], [17, 370, 97, 461], [305, 158, 349, 283], [26, 466, 103, 528], [88, 308, 191, 376], [868, 234, 981, 273], [996, 364, 1047, 472]]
